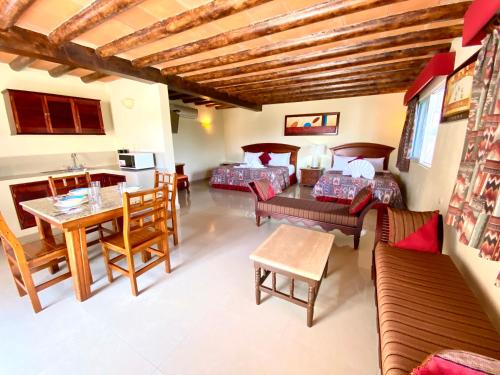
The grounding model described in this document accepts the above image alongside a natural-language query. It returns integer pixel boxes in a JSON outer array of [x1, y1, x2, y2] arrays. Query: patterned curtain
[[445, 27, 500, 286], [396, 97, 418, 172]]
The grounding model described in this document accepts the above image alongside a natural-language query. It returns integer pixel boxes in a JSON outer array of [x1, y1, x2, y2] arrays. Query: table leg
[[307, 283, 316, 328], [254, 265, 261, 305], [64, 227, 92, 302]]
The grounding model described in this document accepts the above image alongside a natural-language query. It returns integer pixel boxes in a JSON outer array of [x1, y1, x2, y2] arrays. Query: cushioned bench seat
[[375, 243, 500, 375], [257, 197, 358, 227]]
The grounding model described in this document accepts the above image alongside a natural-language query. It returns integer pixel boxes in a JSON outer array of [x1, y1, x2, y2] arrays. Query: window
[[410, 83, 445, 167]]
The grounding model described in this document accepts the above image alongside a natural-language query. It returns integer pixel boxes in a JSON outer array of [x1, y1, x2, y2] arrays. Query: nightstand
[[300, 167, 324, 187]]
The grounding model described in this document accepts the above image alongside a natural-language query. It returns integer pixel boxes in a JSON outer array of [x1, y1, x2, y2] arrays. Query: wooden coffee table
[[250, 224, 335, 327]]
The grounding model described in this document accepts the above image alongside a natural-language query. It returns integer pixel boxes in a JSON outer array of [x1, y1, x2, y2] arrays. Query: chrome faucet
[[69, 153, 84, 171]]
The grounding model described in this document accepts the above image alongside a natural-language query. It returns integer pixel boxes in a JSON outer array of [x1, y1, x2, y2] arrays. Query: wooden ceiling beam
[[226, 69, 420, 95], [260, 87, 407, 104], [163, 2, 469, 75], [207, 43, 449, 87], [48, 0, 146, 45], [133, 0, 406, 68], [48, 64, 77, 77], [215, 105, 235, 109], [186, 25, 462, 82], [81, 71, 109, 83], [240, 80, 413, 101], [169, 93, 195, 100], [182, 97, 204, 104], [0, 26, 261, 111], [253, 84, 410, 101], [193, 100, 213, 105], [8, 55, 36, 71], [0, 0, 36, 30], [97, 0, 273, 58], [223, 62, 425, 93]]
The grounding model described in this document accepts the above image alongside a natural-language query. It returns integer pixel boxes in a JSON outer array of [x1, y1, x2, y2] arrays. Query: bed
[[210, 143, 300, 193], [312, 142, 405, 208]]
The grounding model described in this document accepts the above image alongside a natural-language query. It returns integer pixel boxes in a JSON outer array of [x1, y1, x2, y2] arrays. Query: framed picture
[[284, 112, 339, 136], [441, 52, 479, 122]]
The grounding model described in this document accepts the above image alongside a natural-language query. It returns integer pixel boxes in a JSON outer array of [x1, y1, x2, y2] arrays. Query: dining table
[[20, 186, 126, 302]]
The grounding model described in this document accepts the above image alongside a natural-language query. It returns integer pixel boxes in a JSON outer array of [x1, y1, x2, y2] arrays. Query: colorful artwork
[[284, 112, 339, 136], [442, 52, 478, 122]]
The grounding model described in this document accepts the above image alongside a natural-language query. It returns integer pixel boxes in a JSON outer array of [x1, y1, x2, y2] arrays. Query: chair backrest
[[0, 211, 29, 271], [122, 187, 169, 250], [48, 172, 92, 196], [154, 171, 177, 213]]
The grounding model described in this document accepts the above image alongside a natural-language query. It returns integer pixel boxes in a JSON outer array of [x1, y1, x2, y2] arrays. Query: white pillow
[[268, 152, 291, 166], [243, 152, 263, 166], [332, 155, 357, 171], [345, 159, 375, 179], [365, 157, 384, 172]]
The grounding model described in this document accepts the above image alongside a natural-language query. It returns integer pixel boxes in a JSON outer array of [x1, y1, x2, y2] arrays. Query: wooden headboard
[[330, 142, 395, 170], [242, 143, 300, 169]]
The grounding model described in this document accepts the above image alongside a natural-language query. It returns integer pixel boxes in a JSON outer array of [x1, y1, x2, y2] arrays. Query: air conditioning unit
[[169, 103, 199, 134], [170, 103, 198, 119]]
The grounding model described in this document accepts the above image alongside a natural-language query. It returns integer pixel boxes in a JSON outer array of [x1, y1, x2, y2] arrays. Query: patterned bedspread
[[312, 171, 405, 208], [210, 165, 290, 193]]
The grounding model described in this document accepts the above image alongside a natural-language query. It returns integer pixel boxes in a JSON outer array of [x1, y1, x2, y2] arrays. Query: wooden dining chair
[[100, 187, 171, 296], [48, 172, 116, 242], [154, 170, 179, 245], [0, 211, 71, 313]]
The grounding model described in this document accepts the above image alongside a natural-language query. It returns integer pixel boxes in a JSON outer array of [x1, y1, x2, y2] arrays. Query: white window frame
[[411, 82, 445, 168]]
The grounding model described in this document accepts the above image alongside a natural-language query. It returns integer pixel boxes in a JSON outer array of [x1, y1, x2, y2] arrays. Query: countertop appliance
[[118, 152, 155, 170]]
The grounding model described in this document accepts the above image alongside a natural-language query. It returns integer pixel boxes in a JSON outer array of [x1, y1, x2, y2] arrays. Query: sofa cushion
[[392, 212, 440, 253], [349, 186, 373, 214], [257, 196, 357, 226], [375, 243, 500, 375], [388, 208, 438, 247]]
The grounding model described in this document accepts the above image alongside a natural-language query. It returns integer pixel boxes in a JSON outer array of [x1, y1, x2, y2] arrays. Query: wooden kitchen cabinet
[[10, 180, 51, 230], [3, 89, 105, 135], [10, 173, 126, 229]]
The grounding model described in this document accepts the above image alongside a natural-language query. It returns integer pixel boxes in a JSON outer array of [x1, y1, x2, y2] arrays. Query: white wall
[[222, 93, 406, 172], [400, 38, 500, 329], [172, 104, 226, 181], [107, 80, 175, 171]]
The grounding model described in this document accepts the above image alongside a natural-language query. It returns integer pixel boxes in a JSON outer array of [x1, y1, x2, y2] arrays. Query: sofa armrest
[[355, 199, 380, 226]]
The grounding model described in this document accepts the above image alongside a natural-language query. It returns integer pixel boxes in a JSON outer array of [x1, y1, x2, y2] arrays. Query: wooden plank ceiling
[[0, 0, 470, 110]]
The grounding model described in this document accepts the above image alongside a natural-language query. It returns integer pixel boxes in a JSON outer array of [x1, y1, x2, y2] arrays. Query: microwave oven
[[118, 152, 155, 170]]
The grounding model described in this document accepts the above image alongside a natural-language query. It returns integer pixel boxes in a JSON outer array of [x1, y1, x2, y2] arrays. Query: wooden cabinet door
[[90, 173, 109, 187], [7, 90, 49, 134], [74, 99, 105, 135], [107, 174, 126, 186], [45, 95, 77, 134], [10, 181, 51, 229]]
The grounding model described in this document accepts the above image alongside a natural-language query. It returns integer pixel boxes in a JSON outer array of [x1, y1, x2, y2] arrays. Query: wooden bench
[[248, 182, 378, 249]]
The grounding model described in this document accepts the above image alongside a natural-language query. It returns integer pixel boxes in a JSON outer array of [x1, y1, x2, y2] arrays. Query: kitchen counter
[[0, 165, 125, 182]]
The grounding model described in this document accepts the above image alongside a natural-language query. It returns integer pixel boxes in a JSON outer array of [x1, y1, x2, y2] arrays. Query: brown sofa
[[248, 182, 379, 249], [373, 207, 500, 374]]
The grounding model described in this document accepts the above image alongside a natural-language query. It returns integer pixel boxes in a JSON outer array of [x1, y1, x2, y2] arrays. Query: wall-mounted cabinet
[[3, 89, 105, 135]]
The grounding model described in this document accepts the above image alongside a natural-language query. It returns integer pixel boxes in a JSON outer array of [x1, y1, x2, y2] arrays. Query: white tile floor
[[0, 181, 380, 375]]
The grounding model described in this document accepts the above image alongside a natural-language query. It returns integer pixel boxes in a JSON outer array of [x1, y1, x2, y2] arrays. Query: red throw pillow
[[388, 208, 440, 253], [349, 186, 373, 214], [259, 152, 271, 165], [253, 179, 275, 201], [411, 350, 499, 375]]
